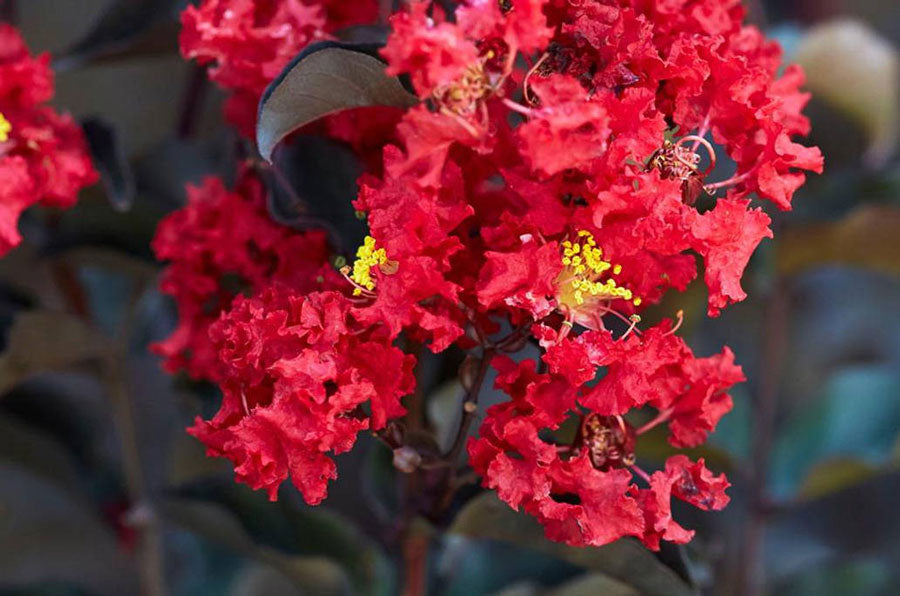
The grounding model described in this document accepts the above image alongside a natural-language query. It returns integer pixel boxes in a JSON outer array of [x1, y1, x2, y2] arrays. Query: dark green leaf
[[157, 497, 351, 595], [133, 137, 222, 209], [778, 205, 900, 277], [82, 118, 136, 212], [335, 25, 391, 45], [0, 414, 84, 495], [548, 573, 641, 596], [0, 463, 138, 594], [256, 41, 418, 161], [162, 478, 390, 594], [55, 0, 185, 70], [436, 536, 582, 596], [449, 493, 695, 596], [766, 470, 900, 580], [0, 310, 109, 395], [263, 135, 366, 252]]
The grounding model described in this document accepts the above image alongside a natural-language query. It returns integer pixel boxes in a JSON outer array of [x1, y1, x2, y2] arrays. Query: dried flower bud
[[459, 354, 482, 392], [392, 446, 423, 473]]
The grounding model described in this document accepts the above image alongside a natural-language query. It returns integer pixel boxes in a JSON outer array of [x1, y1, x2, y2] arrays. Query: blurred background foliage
[[0, 0, 899, 594]]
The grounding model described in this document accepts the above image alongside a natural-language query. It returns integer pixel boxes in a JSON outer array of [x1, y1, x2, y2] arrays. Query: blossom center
[[340, 235, 397, 296], [556, 230, 641, 319], [577, 414, 637, 471], [648, 136, 717, 204], [434, 61, 493, 117]]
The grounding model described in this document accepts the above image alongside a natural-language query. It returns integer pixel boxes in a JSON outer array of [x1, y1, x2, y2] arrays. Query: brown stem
[[444, 347, 494, 462], [105, 351, 167, 596], [177, 65, 208, 139], [401, 526, 429, 596], [406, 341, 427, 432], [738, 275, 789, 596]]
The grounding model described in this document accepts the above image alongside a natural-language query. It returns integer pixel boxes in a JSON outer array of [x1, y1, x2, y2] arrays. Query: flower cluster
[[162, 0, 821, 549], [0, 25, 97, 256], [191, 285, 415, 504]]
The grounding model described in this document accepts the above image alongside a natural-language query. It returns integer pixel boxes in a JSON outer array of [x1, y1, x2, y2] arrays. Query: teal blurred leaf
[[774, 557, 896, 596], [767, 470, 900, 580], [160, 478, 392, 594], [449, 493, 695, 596], [769, 366, 900, 498]]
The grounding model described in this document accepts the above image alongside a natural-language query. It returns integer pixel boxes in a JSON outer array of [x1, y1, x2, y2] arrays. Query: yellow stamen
[[0, 113, 11, 143], [349, 235, 388, 296], [556, 230, 641, 308]]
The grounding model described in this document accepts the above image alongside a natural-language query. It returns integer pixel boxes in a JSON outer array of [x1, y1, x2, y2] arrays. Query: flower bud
[[459, 354, 482, 392], [392, 446, 423, 473]]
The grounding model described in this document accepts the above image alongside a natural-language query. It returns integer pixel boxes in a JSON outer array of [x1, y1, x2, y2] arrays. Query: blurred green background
[[1, 0, 899, 594]]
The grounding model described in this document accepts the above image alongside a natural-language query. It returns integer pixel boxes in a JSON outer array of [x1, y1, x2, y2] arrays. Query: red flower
[[0, 25, 97, 256], [635, 455, 730, 550], [516, 75, 612, 176], [152, 167, 333, 380], [191, 287, 416, 503], [382, 1, 481, 98], [162, 0, 820, 548], [690, 197, 773, 316], [469, 347, 736, 549]]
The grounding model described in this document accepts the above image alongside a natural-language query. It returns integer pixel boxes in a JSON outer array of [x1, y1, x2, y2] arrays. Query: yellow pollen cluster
[[560, 230, 642, 307], [350, 235, 387, 296], [0, 113, 11, 143]]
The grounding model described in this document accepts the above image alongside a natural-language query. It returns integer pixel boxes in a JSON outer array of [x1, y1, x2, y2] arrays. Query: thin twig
[[177, 66, 208, 139], [445, 347, 494, 462], [401, 525, 429, 596], [738, 274, 789, 596], [106, 281, 167, 596]]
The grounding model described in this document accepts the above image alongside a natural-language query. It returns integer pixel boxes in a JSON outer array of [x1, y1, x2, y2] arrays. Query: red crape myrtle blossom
[[469, 319, 740, 549], [0, 24, 97, 256], [152, 166, 333, 381], [383, 0, 822, 316], [364, 0, 820, 548], [159, 0, 823, 550], [190, 286, 415, 504], [180, 0, 379, 135]]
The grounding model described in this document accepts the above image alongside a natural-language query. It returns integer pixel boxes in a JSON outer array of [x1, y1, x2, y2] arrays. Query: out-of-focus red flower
[[152, 167, 333, 381], [0, 24, 97, 256]]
